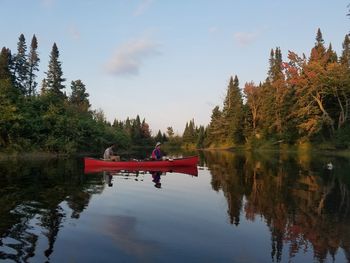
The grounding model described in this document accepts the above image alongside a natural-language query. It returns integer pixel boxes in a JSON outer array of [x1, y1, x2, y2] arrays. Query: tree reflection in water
[[1, 153, 349, 262], [0, 158, 104, 262], [203, 150, 350, 263]]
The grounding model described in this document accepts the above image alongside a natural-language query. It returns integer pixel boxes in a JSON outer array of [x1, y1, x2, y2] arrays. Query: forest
[[183, 29, 350, 150], [1, 29, 350, 154]]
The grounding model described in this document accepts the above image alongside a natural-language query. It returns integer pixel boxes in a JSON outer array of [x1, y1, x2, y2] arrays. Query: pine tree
[[196, 125, 205, 148], [182, 122, 189, 142], [45, 43, 66, 97], [316, 28, 324, 45], [207, 106, 223, 145], [131, 115, 142, 143], [155, 130, 163, 143], [310, 28, 326, 63], [125, 118, 132, 136], [222, 75, 244, 144], [268, 47, 283, 82], [340, 34, 350, 67], [162, 133, 168, 142], [27, 34, 40, 96], [69, 80, 90, 111], [0, 47, 13, 81], [13, 34, 28, 94], [325, 43, 338, 64]]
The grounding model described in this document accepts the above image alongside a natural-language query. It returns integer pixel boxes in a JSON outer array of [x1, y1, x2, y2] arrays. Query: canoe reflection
[[99, 166, 198, 189], [85, 165, 198, 177]]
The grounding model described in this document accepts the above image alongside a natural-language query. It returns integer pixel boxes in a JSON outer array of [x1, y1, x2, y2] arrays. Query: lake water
[[0, 151, 349, 263]]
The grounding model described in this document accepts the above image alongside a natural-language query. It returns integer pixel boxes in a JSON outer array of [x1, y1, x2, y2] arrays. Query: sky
[[1, 0, 349, 135]]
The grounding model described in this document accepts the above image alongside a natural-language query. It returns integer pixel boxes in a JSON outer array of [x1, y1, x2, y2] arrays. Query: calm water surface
[[0, 151, 349, 263]]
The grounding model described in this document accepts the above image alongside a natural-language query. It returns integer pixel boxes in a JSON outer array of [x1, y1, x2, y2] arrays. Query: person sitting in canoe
[[103, 143, 120, 161], [151, 142, 163, 160]]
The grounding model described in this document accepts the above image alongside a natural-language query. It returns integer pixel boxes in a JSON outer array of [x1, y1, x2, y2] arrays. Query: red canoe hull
[[84, 156, 199, 176]]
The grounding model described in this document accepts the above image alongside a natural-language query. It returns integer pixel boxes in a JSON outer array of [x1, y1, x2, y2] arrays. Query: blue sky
[[1, 0, 349, 134]]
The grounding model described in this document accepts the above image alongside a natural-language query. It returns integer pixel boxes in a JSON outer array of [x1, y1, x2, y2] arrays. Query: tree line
[[0, 34, 160, 154], [182, 29, 350, 150]]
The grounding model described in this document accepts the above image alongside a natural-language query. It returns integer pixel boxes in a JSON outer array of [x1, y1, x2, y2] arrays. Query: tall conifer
[[45, 43, 66, 97], [310, 28, 326, 63], [27, 35, 40, 96], [340, 35, 350, 67], [222, 75, 244, 144], [14, 34, 28, 94]]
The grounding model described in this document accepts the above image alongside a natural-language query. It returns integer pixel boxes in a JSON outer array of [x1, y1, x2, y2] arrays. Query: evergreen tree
[[196, 125, 205, 148], [155, 130, 163, 143], [124, 118, 132, 136], [207, 106, 224, 145], [69, 80, 90, 112], [27, 34, 40, 96], [0, 47, 13, 81], [340, 34, 350, 67], [162, 133, 168, 142], [45, 43, 66, 97], [182, 119, 197, 144], [222, 75, 244, 144], [141, 119, 151, 139], [268, 48, 283, 82], [268, 47, 283, 82], [325, 43, 338, 64], [13, 34, 28, 94], [310, 28, 326, 63], [131, 115, 142, 143], [182, 122, 189, 141]]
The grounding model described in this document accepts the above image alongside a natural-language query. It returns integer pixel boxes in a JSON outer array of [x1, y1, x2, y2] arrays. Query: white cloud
[[133, 0, 154, 16], [106, 37, 161, 76], [68, 25, 81, 41], [234, 31, 259, 46]]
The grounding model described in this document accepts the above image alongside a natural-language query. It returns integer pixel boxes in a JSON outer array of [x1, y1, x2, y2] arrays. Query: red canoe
[[84, 156, 199, 176]]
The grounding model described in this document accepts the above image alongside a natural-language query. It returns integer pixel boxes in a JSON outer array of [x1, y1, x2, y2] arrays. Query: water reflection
[[102, 170, 163, 188], [0, 158, 103, 262], [0, 152, 349, 262], [203, 150, 350, 262]]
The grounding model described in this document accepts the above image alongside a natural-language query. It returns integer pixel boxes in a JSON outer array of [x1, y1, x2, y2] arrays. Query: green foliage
[[182, 119, 197, 144], [0, 34, 156, 154], [0, 47, 13, 81], [69, 80, 90, 112], [222, 75, 244, 145], [0, 79, 21, 147]]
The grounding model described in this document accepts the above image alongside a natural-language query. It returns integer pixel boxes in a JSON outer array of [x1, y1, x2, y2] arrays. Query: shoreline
[[1, 145, 350, 160]]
